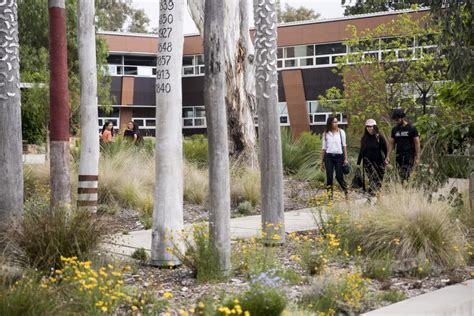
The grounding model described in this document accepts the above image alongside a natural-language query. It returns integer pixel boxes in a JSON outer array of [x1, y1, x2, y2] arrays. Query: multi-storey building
[[99, 8, 431, 136]]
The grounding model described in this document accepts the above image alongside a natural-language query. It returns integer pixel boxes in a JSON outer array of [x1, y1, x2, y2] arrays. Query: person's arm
[[357, 139, 363, 165], [380, 136, 388, 158], [385, 138, 395, 165], [132, 133, 138, 143], [321, 133, 326, 170], [342, 130, 348, 165], [414, 136, 421, 166]]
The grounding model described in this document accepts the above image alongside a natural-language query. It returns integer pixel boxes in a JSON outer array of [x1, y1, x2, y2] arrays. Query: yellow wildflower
[[163, 292, 173, 298]]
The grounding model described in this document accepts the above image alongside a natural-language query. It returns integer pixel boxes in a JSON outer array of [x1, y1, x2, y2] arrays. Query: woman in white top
[[320, 116, 349, 199]]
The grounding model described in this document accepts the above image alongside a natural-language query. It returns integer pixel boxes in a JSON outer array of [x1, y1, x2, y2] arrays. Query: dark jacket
[[357, 133, 388, 166]]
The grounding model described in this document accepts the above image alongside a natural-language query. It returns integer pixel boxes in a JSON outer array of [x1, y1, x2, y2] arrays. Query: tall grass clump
[[345, 184, 468, 269], [281, 130, 323, 183], [23, 163, 50, 199], [230, 166, 261, 207], [183, 134, 208, 166], [1, 200, 109, 271], [99, 142, 155, 217], [184, 162, 209, 205]]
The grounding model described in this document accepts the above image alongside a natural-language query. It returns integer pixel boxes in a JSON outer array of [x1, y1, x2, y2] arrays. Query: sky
[[130, 0, 346, 34]]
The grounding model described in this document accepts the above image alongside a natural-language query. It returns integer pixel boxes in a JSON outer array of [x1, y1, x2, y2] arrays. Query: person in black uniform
[[385, 109, 421, 181], [357, 119, 387, 196]]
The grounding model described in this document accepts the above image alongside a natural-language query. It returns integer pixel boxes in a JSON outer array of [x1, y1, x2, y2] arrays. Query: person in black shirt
[[124, 121, 140, 144], [357, 119, 387, 195], [385, 109, 421, 181]]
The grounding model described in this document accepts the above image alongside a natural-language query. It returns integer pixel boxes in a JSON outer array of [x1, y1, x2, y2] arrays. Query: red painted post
[[48, 0, 71, 208]]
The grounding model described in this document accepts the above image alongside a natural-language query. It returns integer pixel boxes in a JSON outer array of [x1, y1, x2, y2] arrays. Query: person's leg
[[397, 155, 414, 182], [364, 161, 377, 196], [374, 163, 385, 192], [324, 154, 335, 199], [334, 154, 348, 196]]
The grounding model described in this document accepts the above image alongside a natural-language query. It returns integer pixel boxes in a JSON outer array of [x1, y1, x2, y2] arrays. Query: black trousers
[[324, 153, 347, 195], [396, 154, 415, 182], [363, 159, 385, 195]]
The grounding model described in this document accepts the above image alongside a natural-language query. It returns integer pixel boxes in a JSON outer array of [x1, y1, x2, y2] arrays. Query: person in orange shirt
[[100, 121, 114, 143]]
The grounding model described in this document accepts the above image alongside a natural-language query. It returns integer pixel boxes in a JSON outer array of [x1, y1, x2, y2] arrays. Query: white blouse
[[322, 129, 346, 154]]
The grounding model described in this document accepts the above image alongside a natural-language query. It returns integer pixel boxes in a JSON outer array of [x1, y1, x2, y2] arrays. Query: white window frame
[[182, 105, 207, 128]]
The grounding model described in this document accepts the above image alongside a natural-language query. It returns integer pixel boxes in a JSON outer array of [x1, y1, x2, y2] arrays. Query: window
[[316, 43, 346, 55], [182, 106, 206, 128], [279, 102, 289, 125], [307, 101, 346, 125], [124, 55, 156, 66], [316, 57, 330, 65], [182, 55, 205, 76], [124, 66, 137, 75], [107, 55, 123, 65]]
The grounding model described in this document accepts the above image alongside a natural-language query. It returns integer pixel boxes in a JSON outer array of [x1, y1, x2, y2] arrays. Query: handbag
[[340, 131, 351, 175], [351, 167, 365, 190]]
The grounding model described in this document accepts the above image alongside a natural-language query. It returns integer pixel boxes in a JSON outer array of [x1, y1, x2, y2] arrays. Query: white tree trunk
[[49, 0, 71, 209], [254, 0, 285, 244], [188, 0, 258, 168], [0, 0, 23, 221], [152, 0, 185, 267], [204, 0, 231, 274], [77, 0, 99, 212]]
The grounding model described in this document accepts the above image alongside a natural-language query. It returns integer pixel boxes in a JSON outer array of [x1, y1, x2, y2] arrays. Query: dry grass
[[345, 183, 468, 269], [99, 147, 154, 214], [184, 162, 209, 205], [1, 200, 110, 271], [231, 166, 261, 207]]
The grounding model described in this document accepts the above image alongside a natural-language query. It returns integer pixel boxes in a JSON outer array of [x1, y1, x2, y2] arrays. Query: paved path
[[363, 279, 474, 316], [104, 207, 321, 257]]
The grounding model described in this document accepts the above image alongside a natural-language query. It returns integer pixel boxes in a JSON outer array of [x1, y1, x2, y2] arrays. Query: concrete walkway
[[363, 279, 474, 316], [104, 207, 321, 257]]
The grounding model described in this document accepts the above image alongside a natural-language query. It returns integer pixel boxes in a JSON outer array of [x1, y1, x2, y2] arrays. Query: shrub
[[236, 201, 255, 216], [183, 134, 208, 166], [2, 200, 110, 271], [281, 130, 321, 175], [131, 248, 148, 262], [223, 272, 287, 316], [300, 270, 370, 314], [0, 273, 61, 316], [378, 289, 407, 304], [232, 237, 279, 278], [167, 224, 223, 282], [345, 184, 468, 269], [362, 254, 394, 281]]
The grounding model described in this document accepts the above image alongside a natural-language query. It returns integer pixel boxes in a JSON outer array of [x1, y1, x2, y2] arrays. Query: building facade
[[99, 9, 430, 136]]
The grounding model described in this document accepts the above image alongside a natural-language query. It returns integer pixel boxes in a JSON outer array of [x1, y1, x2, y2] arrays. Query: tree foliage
[[96, 0, 150, 33], [277, 2, 320, 22], [18, 0, 111, 144], [342, 0, 430, 15], [318, 12, 446, 137]]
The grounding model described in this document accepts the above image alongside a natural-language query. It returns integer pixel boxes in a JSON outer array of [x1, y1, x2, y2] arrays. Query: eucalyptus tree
[[204, 0, 232, 273], [254, 0, 285, 244], [151, 0, 185, 267], [188, 0, 257, 168], [77, 0, 99, 211], [0, 0, 23, 221]]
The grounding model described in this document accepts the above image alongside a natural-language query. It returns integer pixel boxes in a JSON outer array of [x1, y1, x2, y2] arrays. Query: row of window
[[107, 34, 436, 77], [98, 102, 346, 132]]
